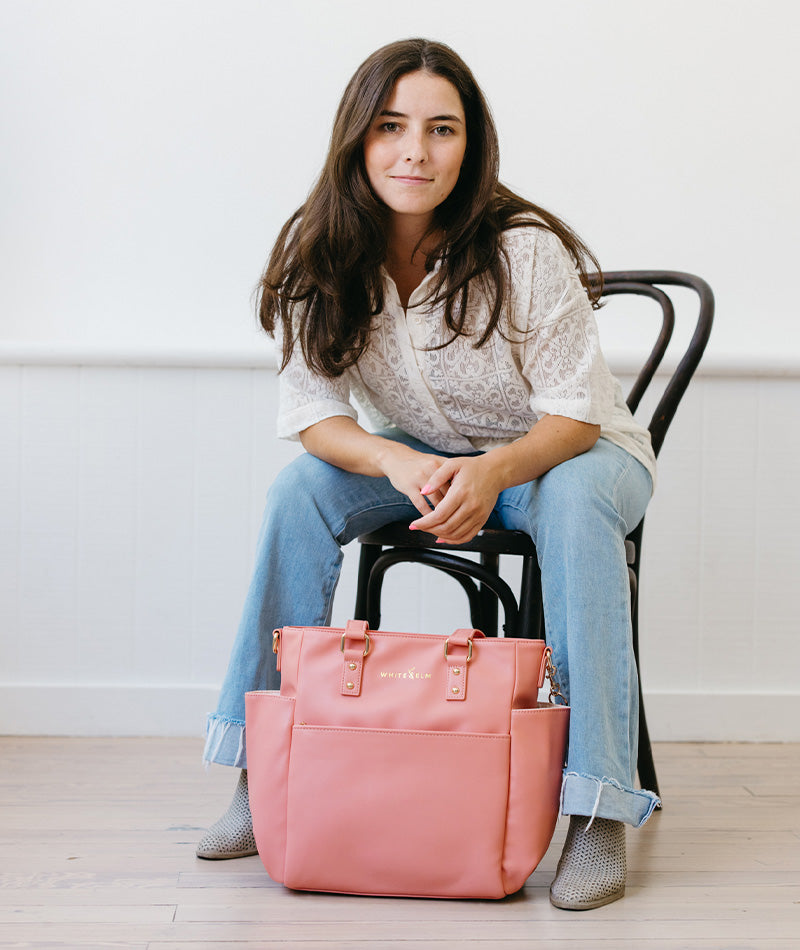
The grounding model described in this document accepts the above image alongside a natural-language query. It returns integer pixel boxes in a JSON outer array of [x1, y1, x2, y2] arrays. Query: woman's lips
[[391, 176, 433, 184]]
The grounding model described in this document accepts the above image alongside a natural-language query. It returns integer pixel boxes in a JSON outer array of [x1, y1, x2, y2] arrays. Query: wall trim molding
[[0, 684, 220, 738], [2, 342, 800, 378], [1, 684, 798, 741], [0, 342, 277, 369], [646, 692, 800, 742]]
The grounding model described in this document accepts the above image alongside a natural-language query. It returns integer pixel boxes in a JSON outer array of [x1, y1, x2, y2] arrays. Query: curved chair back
[[593, 270, 714, 454]]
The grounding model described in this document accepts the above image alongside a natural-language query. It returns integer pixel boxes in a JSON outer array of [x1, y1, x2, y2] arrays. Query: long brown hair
[[258, 38, 601, 378]]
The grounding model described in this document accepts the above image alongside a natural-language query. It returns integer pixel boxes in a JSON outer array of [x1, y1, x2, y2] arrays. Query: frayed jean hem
[[203, 713, 247, 769], [560, 770, 660, 828]]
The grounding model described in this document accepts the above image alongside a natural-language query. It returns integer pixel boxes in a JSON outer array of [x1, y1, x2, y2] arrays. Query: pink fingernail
[[409, 524, 418, 531], [421, 484, 432, 495]]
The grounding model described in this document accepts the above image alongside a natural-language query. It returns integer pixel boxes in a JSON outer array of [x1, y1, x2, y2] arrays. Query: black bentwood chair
[[353, 271, 714, 800]]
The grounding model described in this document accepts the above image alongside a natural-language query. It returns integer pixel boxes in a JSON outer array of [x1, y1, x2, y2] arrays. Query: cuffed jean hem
[[203, 713, 247, 769], [560, 770, 661, 828]]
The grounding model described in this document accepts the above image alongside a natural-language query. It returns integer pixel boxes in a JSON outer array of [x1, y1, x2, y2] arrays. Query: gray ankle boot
[[549, 815, 626, 910], [196, 769, 257, 860]]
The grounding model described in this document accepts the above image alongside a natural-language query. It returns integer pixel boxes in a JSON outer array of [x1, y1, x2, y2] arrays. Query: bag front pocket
[[283, 725, 511, 899]]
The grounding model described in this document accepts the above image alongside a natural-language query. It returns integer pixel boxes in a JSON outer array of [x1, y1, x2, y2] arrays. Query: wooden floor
[[0, 739, 797, 949]]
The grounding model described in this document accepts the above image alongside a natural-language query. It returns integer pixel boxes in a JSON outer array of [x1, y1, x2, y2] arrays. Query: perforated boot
[[549, 815, 626, 910], [196, 769, 257, 860]]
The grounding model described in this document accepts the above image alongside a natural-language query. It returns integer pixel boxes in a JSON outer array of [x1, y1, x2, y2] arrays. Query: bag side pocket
[[244, 691, 295, 884], [502, 704, 570, 894]]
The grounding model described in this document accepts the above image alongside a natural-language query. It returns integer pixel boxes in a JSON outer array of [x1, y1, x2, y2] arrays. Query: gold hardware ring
[[444, 637, 473, 663], [340, 632, 370, 657]]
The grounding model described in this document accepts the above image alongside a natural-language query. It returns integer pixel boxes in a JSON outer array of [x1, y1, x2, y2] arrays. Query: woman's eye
[[432, 125, 454, 136], [381, 122, 400, 133]]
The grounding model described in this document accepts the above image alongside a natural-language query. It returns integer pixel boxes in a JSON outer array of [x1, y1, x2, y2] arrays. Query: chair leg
[[629, 563, 660, 801], [478, 553, 499, 637], [636, 677, 661, 800], [354, 543, 382, 623], [518, 555, 543, 640]]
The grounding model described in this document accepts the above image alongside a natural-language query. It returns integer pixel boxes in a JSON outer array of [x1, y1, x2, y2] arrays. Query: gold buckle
[[444, 637, 473, 663], [340, 632, 370, 657], [272, 630, 280, 654]]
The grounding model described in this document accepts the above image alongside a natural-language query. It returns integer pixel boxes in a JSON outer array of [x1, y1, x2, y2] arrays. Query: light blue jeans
[[203, 430, 659, 827]]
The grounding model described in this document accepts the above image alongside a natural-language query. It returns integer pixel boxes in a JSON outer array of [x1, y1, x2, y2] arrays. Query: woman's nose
[[404, 132, 427, 163]]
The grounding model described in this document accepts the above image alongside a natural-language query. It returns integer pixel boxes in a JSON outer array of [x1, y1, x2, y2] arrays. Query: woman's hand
[[375, 442, 449, 516], [300, 414, 599, 542], [299, 416, 449, 516], [407, 416, 601, 544], [408, 454, 503, 545]]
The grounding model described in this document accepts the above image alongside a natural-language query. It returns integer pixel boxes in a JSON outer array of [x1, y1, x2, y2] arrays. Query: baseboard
[[1, 684, 798, 740], [0, 684, 220, 737], [645, 692, 800, 741]]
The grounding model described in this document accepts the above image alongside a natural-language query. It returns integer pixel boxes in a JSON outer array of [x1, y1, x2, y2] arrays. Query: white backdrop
[[2, 0, 800, 741], [2, 0, 799, 366]]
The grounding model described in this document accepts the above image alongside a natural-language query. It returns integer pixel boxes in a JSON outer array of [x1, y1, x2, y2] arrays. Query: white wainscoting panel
[[1, 360, 798, 740]]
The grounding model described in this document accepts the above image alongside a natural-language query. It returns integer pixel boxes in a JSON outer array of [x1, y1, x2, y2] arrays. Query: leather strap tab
[[444, 628, 482, 702], [341, 647, 364, 696], [345, 619, 369, 641], [446, 657, 467, 701], [340, 620, 370, 698], [448, 628, 485, 647]]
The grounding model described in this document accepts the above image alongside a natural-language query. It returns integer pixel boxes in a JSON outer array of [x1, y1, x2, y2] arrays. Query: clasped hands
[[381, 446, 504, 546]]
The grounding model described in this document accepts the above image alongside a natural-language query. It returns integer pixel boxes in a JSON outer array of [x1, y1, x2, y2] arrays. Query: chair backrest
[[589, 271, 714, 457]]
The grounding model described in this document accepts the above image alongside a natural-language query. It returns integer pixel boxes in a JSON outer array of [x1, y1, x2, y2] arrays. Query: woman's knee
[[543, 454, 614, 517], [264, 451, 406, 543], [267, 452, 346, 511], [542, 442, 644, 517], [508, 444, 632, 550]]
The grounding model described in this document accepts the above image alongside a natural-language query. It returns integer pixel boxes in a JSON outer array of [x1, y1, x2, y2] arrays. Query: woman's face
[[363, 70, 467, 230]]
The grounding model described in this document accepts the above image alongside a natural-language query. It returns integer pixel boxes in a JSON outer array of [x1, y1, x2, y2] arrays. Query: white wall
[[2, 1, 799, 740], [2, 0, 799, 364], [1, 360, 799, 741]]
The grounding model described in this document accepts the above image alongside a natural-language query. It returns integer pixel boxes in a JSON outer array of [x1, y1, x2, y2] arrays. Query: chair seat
[[357, 525, 537, 556], [359, 524, 636, 565]]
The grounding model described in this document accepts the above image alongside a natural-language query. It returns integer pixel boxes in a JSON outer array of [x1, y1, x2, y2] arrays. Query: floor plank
[[0, 738, 798, 949]]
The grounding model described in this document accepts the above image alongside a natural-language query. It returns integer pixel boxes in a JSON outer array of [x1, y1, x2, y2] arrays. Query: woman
[[197, 38, 659, 910]]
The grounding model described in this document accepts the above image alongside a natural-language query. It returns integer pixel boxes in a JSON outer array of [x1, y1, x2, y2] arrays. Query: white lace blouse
[[276, 225, 656, 482]]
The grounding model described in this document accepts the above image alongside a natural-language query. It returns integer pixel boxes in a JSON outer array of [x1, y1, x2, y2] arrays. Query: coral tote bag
[[245, 620, 569, 899]]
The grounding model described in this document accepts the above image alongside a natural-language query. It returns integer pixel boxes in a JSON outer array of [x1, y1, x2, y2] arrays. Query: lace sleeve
[[275, 320, 357, 441], [510, 228, 615, 425]]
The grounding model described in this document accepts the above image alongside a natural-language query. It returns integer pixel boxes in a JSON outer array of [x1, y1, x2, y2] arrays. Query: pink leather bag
[[245, 619, 569, 899]]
